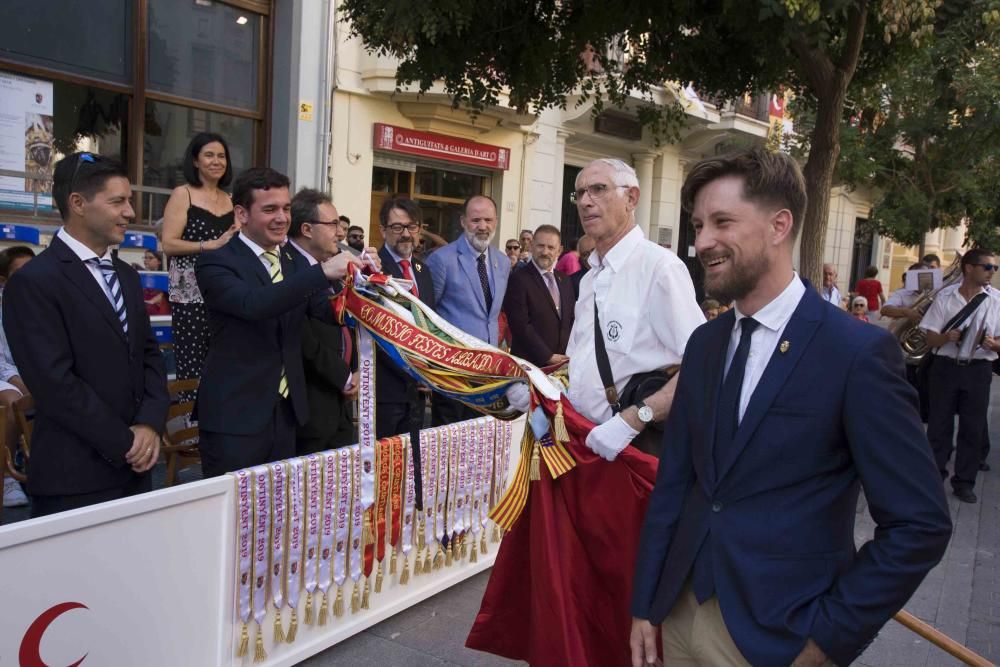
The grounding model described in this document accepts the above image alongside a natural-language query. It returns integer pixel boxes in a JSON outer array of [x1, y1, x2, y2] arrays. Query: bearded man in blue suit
[[425, 194, 511, 425], [630, 150, 951, 667]]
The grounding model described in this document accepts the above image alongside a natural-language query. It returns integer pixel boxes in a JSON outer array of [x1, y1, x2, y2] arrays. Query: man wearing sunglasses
[[920, 247, 1000, 503], [3, 152, 169, 516]]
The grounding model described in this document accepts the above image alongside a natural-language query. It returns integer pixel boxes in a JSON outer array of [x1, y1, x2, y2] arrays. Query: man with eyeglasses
[[375, 197, 436, 439], [564, 158, 703, 457], [3, 152, 169, 516], [920, 247, 1000, 503], [426, 194, 511, 425], [286, 188, 358, 454], [347, 224, 366, 253]]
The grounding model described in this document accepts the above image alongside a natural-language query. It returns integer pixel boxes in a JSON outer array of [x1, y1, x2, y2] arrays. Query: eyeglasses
[[569, 183, 628, 203], [69, 152, 96, 193], [384, 223, 421, 234], [306, 219, 340, 226], [506, 244, 521, 252], [975, 263, 999, 272]]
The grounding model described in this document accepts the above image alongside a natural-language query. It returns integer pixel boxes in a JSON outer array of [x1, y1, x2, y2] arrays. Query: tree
[[789, 2, 1000, 252], [341, 0, 946, 285]]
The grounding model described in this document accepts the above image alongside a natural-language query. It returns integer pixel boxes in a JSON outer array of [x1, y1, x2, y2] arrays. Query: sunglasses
[[974, 263, 1000, 272], [506, 245, 521, 251], [69, 152, 96, 193]]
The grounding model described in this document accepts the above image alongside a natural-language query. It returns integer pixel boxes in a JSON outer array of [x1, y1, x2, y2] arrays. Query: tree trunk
[[798, 82, 847, 288]]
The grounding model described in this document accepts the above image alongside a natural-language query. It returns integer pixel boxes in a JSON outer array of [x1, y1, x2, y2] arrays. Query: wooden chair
[[162, 379, 201, 487]]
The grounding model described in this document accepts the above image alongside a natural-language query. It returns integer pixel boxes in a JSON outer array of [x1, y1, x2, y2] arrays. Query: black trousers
[[31, 473, 152, 518], [431, 394, 479, 427], [926, 357, 992, 490], [200, 398, 296, 477]]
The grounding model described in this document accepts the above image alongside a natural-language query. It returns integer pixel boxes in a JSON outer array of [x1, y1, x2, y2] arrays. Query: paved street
[[305, 380, 1000, 666]]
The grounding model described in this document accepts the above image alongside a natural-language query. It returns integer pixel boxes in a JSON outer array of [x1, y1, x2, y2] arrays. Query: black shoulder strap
[[943, 292, 988, 332], [593, 298, 621, 414]]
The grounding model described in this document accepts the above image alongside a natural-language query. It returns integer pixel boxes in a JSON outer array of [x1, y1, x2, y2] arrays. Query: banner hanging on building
[[373, 123, 511, 171]]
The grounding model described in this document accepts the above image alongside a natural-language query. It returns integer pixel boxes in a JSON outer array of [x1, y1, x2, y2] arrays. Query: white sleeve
[[651, 260, 705, 359], [918, 294, 948, 333]]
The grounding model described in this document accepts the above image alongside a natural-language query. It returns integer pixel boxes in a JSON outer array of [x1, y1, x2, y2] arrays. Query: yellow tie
[[262, 251, 289, 399]]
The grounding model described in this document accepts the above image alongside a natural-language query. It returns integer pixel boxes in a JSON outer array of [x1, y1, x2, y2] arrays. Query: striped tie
[[88, 258, 128, 335], [262, 251, 289, 399]]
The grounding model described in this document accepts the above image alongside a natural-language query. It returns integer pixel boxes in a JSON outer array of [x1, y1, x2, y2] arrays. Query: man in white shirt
[[821, 263, 842, 307], [881, 262, 927, 322], [566, 158, 704, 457], [919, 248, 1000, 503]]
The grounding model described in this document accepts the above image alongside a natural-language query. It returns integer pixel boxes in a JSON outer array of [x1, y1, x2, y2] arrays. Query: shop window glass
[[1, 70, 127, 213], [142, 99, 253, 218], [147, 0, 260, 110], [414, 166, 483, 200], [0, 0, 132, 84]]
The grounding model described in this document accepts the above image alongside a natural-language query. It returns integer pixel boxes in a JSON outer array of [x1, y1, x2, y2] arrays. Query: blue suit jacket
[[631, 284, 951, 666], [424, 236, 510, 346]]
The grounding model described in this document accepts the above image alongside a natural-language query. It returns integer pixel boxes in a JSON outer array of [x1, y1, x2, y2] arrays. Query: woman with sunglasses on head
[[161, 133, 239, 397]]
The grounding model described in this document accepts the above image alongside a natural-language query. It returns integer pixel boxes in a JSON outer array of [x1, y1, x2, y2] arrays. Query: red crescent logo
[[19, 602, 88, 667]]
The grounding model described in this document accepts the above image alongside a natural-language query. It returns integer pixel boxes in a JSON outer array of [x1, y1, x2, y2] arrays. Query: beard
[[702, 250, 770, 305], [465, 228, 495, 253]]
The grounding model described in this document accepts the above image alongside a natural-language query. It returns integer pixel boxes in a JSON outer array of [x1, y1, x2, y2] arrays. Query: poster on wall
[[0, 72, 55, 210]]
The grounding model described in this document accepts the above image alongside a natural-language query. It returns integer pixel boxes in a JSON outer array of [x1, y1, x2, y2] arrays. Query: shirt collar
[[590, 225, 642, 272], [532, 258, 555, 277], [287, 238, 318, 266], [461, 234, 488, 259], [57, 227, 111, 263], [384, 244, 411, 266], [733, 273, 806, 333], [238, 231, 272, 259]]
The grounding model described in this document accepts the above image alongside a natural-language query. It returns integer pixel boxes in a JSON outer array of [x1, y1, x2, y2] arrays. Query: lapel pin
[[779, 340, 790, 354], [415, 263, 422, 272]]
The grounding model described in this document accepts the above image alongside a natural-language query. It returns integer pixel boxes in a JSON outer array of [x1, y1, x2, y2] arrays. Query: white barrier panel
[[0, 416, 523, 667]]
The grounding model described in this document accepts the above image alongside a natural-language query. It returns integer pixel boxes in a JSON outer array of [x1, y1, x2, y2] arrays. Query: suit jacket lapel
[[526, 265, 560, 318], [51, 237, 128, 345], [715, 288, 824, 485], [115, 257, 143, 353], [378, 246, 403, 280], [233, 233, 273, 286], [699, 312, 733, 491]]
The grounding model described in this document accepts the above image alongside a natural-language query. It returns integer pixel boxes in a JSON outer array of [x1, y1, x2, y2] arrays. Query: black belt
[[935, 356, 991, 367]]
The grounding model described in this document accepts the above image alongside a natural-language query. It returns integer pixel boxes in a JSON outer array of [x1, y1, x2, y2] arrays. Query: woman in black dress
[[162, 133, 239, 397]]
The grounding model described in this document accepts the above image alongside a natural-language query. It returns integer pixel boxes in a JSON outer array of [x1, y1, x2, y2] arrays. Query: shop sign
[[373, 123, 510, 171]]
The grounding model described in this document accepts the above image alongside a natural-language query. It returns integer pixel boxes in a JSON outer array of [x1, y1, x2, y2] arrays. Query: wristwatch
[[636, 399, 654, 425]]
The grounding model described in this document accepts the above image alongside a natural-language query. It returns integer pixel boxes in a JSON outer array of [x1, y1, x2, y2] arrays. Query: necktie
[[714, 317, 761, 471], [476, 253, 493, 312], [544, 271, 560, 315], [399, 258, 419, 298], [261, 251, 290, 399], [692, 315, 760, 604], [87, 258, 128, 335]]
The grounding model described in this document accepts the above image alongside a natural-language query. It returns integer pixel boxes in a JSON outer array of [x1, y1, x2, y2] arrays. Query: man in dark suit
[[425, 195, 511, 425], [375, 197, 436, 439], [195, 168, 372, 476], [4, 152, 169, 517], [630, 149, 952, 666], [286, 188, 357, 454], [570, 234, 595, 299], [502, 224, 574, 367]]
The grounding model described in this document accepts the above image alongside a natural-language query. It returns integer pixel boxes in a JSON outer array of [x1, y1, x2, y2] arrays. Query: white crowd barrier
[[0, 417, 523, 667]]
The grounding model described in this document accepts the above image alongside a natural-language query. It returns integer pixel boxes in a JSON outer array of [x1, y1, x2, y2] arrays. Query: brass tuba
[[889, 257, 962, 364]]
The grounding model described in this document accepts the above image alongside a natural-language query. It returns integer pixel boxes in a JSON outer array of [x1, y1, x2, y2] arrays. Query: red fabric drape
[[466, 397, 659, 667]]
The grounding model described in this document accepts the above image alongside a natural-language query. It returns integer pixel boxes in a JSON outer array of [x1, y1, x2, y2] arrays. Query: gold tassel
[[272, 609, 285, 644], [414, 548, 423, 575], [445, 539, 453, 567], [334, 586, 345, 618], [481, 533, 488, 555], [351, 580, 360, 614], [362, 513, 373, 548], [286, 608, 298, 643], [461, 535, 468, 560], [361, 578, 371, 609], [492, 525, 501, 543], [305, 592, 314, 625], [375, 561, 384, 593], [253, 625, 267, 663], [236, 622, 249, 658], [424, 546, 433, 573], [529, 440, 541, 481], [319, 591, 329, 626], [418, 518, 426, 550], [554, 400, 570, 443], [433, 545, 444, 570], [470, 540, 478, 563], [400, 554, 411, 585], [390, 548, 398, 575]]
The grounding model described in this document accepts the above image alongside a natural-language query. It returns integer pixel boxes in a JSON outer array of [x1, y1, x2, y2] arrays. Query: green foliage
[[790, 0, 1000, 249]]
